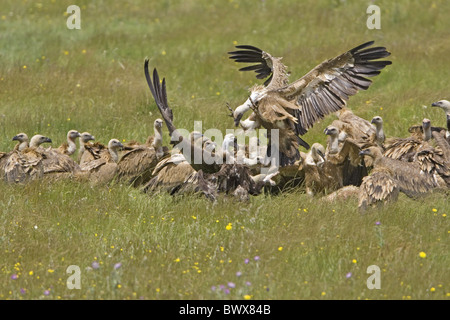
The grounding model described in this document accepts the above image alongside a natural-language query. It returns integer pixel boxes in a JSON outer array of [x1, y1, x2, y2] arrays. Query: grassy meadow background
[[0, 0, 449, 300]]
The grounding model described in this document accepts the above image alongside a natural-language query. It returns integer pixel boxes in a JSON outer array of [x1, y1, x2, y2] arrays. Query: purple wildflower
[[211, 286, 216, 291], [346, 272, 352, 279], [236, 271, 242, 277], [10, 274, 18, 280], [228, 282, 236, 288], [43, 290, 50, 296], [91, 261, 100, 269], [113, 262, 122, 270], [245, 281, 252, 286], [244, 258, 249, 264], [254, 256, 260, 261], [375, 221, 381, 225]]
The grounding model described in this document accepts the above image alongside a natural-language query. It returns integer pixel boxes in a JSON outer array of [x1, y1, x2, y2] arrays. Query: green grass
[[0, 0, 449, 300]]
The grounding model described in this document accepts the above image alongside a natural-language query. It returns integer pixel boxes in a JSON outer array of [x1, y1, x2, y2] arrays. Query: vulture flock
[[1, 41, 449, 211]]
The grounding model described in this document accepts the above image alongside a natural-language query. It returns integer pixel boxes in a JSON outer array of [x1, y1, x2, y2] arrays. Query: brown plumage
[[0, 133, 30, 180], [12, 133, 29, 151], [358, 166, 399, 211], [358, 147, 438, 208], [331, 108, 377, 143], [78, 132, 95, 162], [143, 153, 196, 194], [80, 139, 124, 185], [383, 118, 436, 162], [170, 163, 267, 201], [144, 61, 222, 174], [303, 142, 343, 196], [115, 118, 169, 187], [2, 135, 51, 183], [229, 41, 391, 165], [57, 130, 81, 155], [324, 125, 369, 187]]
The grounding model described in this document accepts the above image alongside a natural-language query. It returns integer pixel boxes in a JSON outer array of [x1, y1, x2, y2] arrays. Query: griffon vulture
[[303, 142, 343, 196], [228, 41, 391, 166], [431, 100, 450, 143], [80, 139, 124, 185], [383, 118, 439, 162], [12, 133, 29, 151], [370, 116, 385, 146], [144, 61, 269, 199], [57, 130, 81, 155], [2, 135, 51, 183], [358, 147, 439, 210], [323, 125, 369, 186], [115, 118, 169, 187], [78, 132, 96, 162]]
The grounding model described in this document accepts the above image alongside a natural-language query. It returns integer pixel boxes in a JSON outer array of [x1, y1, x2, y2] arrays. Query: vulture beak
[[431, 102, 438, 107], [45, 137, 52, 143], [12, 135, 19, 141], [323, 128, 330, 135], [359, 149, 370, 156], [118, 142, 124, 150], [371, 118, 375, 124], [317, 149, 325, 159]]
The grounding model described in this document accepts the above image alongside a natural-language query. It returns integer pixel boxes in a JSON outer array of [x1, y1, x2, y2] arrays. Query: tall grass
[[0, 0, 449, 300]]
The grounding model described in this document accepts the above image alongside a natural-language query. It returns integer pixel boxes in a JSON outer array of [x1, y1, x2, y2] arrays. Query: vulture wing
[[144, 60, 221, 173], [228, 45, 289, 89], [275, 41, 391, 135], [358, 167, 399, 211], [116, 145, 168, 187]]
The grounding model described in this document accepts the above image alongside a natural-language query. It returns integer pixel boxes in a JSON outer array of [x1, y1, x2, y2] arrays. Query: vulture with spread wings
[[228, 41, 392, 166]]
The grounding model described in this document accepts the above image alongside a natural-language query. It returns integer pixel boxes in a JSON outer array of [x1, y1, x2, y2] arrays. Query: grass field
[[0, 0, 449, 300]]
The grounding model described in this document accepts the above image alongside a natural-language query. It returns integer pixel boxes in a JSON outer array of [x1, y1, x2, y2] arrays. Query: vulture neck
[[423, 126, 432, 141], [152, 125, 163, 149], [79, 141, 87, 156], [371, 149, 384, 166], [109, 148, 120, 163], [328, 134, 340, 154], [67, 136, 77, 155], [374, 123, 385, 144], [311, 148, 323, 164], [18, 141, 29, 151], [152, 125, 163, 157]]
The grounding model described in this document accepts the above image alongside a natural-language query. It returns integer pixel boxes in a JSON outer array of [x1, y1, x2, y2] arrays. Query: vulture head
[[29, 135, 52, 148], [359, 147, 383, 160], [431, 100, 450, 114], [371, 116, 383, 128], [311, 143, 326, 161], [323, 125, 339, 137], [80, 132, 95, 144], [422, 118, 432, 141], [233, 87, 265, 127], [108, 139, 124, 163], [154, 118, 164, 130], [67, 130, 81, 141], [12, 133, 29, 143], [12, 133, 29, 151], [108, 139, 124, 151]]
